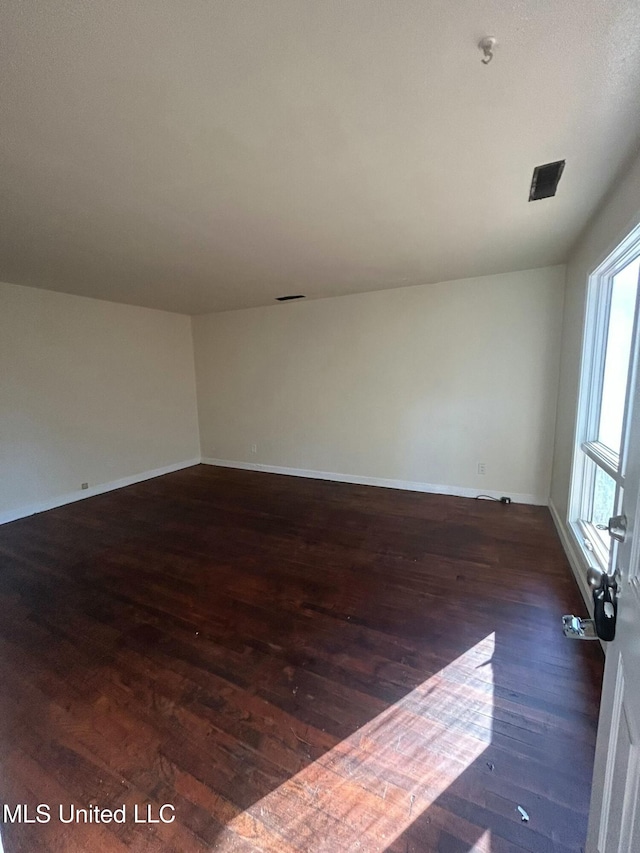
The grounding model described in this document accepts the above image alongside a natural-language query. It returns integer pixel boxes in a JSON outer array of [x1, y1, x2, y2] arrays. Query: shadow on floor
[[0, 466, 603, 852]]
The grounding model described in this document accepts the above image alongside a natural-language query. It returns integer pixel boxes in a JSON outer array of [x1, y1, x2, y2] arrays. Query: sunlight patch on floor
[[217, 633, 496, 853], [467, 828, 492, 852]]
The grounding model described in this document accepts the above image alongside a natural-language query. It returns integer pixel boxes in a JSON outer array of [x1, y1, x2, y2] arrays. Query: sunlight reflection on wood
[[215, 634, 496, 852]]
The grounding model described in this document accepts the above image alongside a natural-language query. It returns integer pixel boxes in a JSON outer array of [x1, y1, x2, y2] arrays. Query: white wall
[[0, 282, 200, 522], [193, 266, 565, 504], [551, 150, 640, 520]]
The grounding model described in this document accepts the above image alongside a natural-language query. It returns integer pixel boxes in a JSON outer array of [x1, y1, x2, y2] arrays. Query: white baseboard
[[201, 457, 546, 505], [548, 497, 595, 617], [0, 458, 201, 526]]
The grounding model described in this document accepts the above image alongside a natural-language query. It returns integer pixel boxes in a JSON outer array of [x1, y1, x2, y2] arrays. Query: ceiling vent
[[529, 160, 565, 201], [275, 294, 305, 302]]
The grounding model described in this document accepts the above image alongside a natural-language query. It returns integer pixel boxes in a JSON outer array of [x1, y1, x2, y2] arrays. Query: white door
[[586, 274, 640, 852]]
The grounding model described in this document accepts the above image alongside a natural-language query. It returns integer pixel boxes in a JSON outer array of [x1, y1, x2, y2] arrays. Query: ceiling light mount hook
[[478, 36, 497, 65]]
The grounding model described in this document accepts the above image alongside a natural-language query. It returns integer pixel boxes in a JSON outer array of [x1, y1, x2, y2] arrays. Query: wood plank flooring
[[0, 466, 603, 852]]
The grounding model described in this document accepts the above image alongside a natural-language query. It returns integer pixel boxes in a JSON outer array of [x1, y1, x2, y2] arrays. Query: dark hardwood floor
[[0, 466, 603, 852]]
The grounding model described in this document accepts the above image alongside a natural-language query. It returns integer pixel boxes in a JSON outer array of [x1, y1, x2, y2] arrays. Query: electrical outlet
[[251, 444, 257, 454], [477, 463, 486, 475], [81, 482, 89, 490]]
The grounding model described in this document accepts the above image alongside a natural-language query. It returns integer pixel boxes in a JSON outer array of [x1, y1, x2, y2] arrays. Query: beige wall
[[550, 149, 640, 522], [193, 266, 565, 503], [0, 282, 200, 521]]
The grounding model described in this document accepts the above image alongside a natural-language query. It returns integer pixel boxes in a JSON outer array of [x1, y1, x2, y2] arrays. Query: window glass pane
[[598, 256, 640, 453], [590, 464, 617, 552]]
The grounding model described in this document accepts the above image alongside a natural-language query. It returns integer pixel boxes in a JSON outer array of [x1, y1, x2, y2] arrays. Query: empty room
[[1, 2, 640, 852]]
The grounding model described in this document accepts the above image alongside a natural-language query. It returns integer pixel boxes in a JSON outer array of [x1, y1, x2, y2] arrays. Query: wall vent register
[[529, 160, 565, 201]]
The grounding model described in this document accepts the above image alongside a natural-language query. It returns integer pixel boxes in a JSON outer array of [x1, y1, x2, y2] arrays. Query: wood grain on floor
[[0, 466, 603, 852]]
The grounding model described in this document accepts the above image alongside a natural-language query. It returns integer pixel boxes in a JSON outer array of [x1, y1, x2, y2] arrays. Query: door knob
[[587, 565, 605, 589], [608, 514, 627, 543]]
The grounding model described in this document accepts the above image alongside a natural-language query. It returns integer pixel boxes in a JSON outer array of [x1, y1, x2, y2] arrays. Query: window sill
[[570, 519, 609, 573]]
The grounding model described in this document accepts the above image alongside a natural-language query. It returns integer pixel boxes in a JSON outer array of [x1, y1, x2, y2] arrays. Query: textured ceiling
[[1, 1, 640, 315]]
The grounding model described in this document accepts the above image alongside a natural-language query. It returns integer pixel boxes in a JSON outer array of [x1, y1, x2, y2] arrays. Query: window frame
[[569, 224, 640, 573]]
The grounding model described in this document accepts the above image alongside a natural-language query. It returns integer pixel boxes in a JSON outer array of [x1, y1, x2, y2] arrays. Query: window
[[570, 236, 640, 572]]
